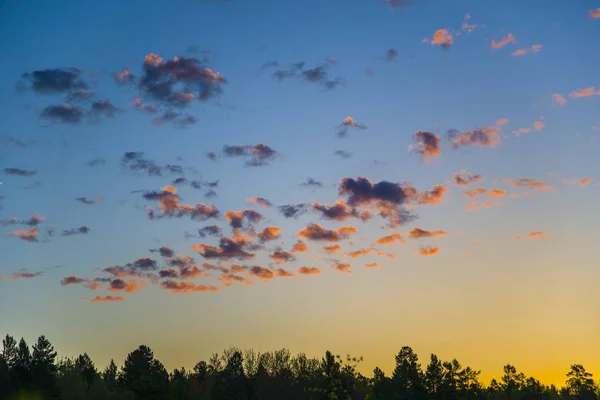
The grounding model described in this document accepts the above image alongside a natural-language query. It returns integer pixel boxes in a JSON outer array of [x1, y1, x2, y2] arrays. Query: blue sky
[[1, 0, 599, 386]]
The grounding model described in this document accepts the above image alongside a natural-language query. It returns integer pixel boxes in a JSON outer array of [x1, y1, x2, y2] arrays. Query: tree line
[[1, 334, 597, 400]]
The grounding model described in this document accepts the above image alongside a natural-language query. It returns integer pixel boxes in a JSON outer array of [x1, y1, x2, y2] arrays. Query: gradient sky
[[1, 0, 599, 387]]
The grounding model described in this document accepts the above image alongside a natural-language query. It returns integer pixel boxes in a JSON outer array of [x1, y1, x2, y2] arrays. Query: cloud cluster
[[143, 185, 219, 221], [122, 152, 184, 177], [312, 200, 372, 222], [448, 125, 501, 149], [491, 33, 516, 50], [219, 144, 279, 167], [452, 170, 484, 187], [297, 224, 357, 242], [409, 131, 442, 162], [271, 60, 344, 90], [511, 45, 542, 57], [338, 116, 367, 137]]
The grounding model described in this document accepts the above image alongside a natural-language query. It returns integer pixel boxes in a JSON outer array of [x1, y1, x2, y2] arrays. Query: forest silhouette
[[1, 334, 597, 400]]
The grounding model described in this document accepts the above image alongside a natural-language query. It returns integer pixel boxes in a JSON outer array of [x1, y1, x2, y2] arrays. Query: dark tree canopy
[[0, 333, 598, 400]]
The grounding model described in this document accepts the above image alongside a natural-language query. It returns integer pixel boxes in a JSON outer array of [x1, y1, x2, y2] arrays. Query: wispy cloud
[[511, 44, 542, 57], [491, 33, 516, 50], [569, 87, 600, 98]]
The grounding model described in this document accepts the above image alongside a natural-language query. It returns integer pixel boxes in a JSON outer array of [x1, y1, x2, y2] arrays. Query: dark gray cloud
[[40, 104, 84, 124], [191, 236, 255, 260], [338, 116, 367, 137], [198, 225, 222, 238], [301, 178, 324, 189], [61, 226, 90, 236], [385, 48, 399, 61], [221, 144, 278, 167], [150, 246, 175, 258], [277, 203, 309, 219], [334, 150, 353, 159], [91, 100, 119, 118], [121, 152, 183, 177], [271, 60, 344, 90], [87, 158, 106, 167], [4, 168, 36, 176], [20, 68, 87, 94], [152, 109, 198, 128], [76, 196, 103, 205]]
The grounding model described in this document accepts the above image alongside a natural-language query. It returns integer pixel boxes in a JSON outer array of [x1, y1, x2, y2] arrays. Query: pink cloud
[[491, 33, 516, 50]]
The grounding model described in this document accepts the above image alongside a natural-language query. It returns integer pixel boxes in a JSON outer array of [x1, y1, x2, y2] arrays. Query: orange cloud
[[514, 127, 530, 136], [257, 226, 281, 242], [160, 280, 219, 293], [580, 178, 592, 186], [552, 94, 566, 105], [448, 125, 501, 149], [464, 187, 486, 199], [246, 197, 272, 208], [561, 178, 593, 187], [589, 8, 600, 18], [298, 266, 321, 275], [331, 263, 351, 273], [569, 87, 600, 98], [218, 273, 248, 286], [534, 120, 544, 131], [9, 228, 39, 242], [322, 244, 342, 254], [466, 201, 494, 211], [430, 29, 453, 49], [292, 241, 308, 252], [408, 228, 447, 239], [345, 248, 375, 258], [496, 118, 509, 126], [312, 200, 372, 222], [528, 231, 548, 241], [418, 245, 440, 256], [365, 263, 378, 268], [297, 224, 357, 242], [108, 278, 147, 294], [452, 170, 484, 187], [487, 189, 506, 198], [269, 250, 295, 264], [498, 178, 554, 192], [511, 44, 542, 57], [276, 268, 295, 278], [375, 233, 405, 245], [409, 131, 442, 162], [491, 33, 516, 50], [415, 185, 448, 205], [248, 266, 275, 281], [89, 295, 124, 303]]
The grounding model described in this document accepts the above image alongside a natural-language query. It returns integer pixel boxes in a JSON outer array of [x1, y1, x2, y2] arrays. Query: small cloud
[[498, 178, 554, 192], [298, 266, 321, 275], [511, 45, 542, 57], [302, 178, 324, 188], [269, 250, 295, 264], [61, 226, 90, 236], [334, 150, 353, 159], [579, 178, 592, 186], [150, 246, 175, 258], [365, 263, 378, 268], [418, 245, 440, 256], [246, 197, 272, 208], [292, 241, 308, 252], [297, 224, 357, 242], [10, 270, 43, 280], [198, 225, 222, 238], [528, 231, 548, 241], [491, 33, 516, 50], [534, 120, 544, 131], [322, 244, 342, 254], [331, 262, 351, 273], [430, 29, 453, 49], [4, 168, 36, 176], [385, 48, 399, 61], [552, 94, 567, 106], [248, 266, 275, 281], [9, 228, 39, 242], [338, 116, 367, 137], [312, 200, 372, 222], [113, 68, 135, 85], [409, 131, 442, 162], [569, 87, 600, 98], [257, 227, 281, 242], [76, 196, 103, 205], [89, 295, 124, 303], [375, 233, 405, 245], [452, 170, 484, 187], [278, 203, 309, 219], [589, 8, 600, 18], [408, 228, 447, 239], [160, 280, 219, 294], [224, 209, 262, 229], [191, 235, 255, 260], [221, 144, 278, 167], [40, 104, 84, 124], [21, 68, 87, 94], [448, 125, 501, 149]]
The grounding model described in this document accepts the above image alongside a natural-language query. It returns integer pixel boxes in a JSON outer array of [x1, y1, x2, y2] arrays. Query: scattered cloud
[[298, 224, 357, 242], [322, 244, 342, 254], [312, 200, 372, 222], [160, 280, 219, 294], [76, 196, 104, 205], [191, 235, 255, 260], [21, 68, 87, 94], [40, 104, 84, 124], [408, 228, 447, 239], [385, 48, 399, 61], [491, 33, 516, 50], [452, 170, 484, 187], [375, 233, 405, 245], [552, 94, 567, 106], [365, 262, 378, 268], [298, 266, 321, 275], [292, 241, 308, 252], [448, 125, 501, 149], [62, 226, 91, 236], [409, 131, 442, 162], [334, 150, 353, 159], [302, 178, 324, 189], [418, 245, 440, 256], [89, 295, 124, 303], [198, 225, 222, 238], [224, 209, 262, 229], [589, 8, 600, 18], [221, 144, 278, 167], [278, 203, 309, 219], [511, 45, 542, 57], [272, 60, 344, 90], [338, 116, 367, 137], [528, 231, 548, 241], [331, 262, 351, 273], [9, 228, 39, 242], [4, 168, 36, 176], [257, 226, 281, 242], [269, 250, 295, 264], [569, 87, 600, 98], [246, 197, 272, 208], [498, 178, 554, 192]]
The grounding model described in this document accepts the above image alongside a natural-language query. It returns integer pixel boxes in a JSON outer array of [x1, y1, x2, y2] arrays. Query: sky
[[1, 0, 599, 387]]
